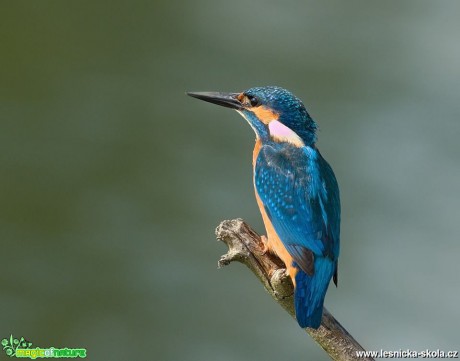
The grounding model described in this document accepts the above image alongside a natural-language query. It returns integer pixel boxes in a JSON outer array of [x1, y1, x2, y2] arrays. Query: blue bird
[[187, 86, 340, 329]]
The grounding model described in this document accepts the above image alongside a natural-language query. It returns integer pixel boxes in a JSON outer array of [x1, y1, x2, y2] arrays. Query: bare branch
[[216, 218, 374, 361]]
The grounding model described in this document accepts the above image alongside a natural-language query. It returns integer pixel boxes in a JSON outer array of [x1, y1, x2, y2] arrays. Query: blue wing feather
[[255, 142, 340, 328], [255, 143, 340, 263]]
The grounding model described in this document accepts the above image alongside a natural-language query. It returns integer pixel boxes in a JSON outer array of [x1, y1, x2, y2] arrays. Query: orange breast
[[252, 140, 298, 285]]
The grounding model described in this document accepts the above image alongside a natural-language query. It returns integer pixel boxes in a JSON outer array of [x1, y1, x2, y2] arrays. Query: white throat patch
[[268, 120, 304, 147]]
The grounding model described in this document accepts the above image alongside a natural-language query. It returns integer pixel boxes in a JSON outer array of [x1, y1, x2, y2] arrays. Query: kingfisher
[[187, 86, 340, 329]]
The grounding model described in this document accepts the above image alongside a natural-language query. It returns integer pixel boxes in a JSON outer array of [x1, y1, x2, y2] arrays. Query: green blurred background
[[1, 1, 459, 360]]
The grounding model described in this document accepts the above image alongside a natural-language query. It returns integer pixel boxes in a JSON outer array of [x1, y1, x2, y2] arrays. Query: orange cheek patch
[[248, 106, 279, 124]]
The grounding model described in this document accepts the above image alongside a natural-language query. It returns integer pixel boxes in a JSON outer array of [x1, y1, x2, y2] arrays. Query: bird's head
[[187, 86, 317, 146]]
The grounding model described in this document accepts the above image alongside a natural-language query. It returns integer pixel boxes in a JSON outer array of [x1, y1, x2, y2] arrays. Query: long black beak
[[186, 91, 243, 110]]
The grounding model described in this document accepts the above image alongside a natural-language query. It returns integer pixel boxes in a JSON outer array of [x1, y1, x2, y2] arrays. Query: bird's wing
[[255, 144, 340, 276]]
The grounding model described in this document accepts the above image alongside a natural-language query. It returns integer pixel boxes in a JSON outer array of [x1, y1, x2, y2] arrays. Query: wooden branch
[[216, 218, 374, 361]]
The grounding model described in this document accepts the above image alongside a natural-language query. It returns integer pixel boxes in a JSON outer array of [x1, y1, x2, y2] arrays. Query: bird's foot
[[260, 235, 270, 255]]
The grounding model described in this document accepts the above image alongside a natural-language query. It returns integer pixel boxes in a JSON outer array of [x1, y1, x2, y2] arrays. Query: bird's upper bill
[[186, 91, 279, 124], [186, 91, 243, 110]]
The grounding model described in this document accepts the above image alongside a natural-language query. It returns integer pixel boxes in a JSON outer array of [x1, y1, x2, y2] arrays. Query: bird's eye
[[248, 96, 260, 107]]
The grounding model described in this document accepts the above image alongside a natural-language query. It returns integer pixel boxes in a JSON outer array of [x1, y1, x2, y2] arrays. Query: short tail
[[294, 256, 335, 329]]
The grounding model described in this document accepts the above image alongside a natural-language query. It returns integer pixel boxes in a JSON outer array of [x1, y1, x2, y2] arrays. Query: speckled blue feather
[[254, 141, 340, 328]]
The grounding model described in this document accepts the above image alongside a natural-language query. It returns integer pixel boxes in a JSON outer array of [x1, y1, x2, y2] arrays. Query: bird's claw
[[260, 235, 270, 255]]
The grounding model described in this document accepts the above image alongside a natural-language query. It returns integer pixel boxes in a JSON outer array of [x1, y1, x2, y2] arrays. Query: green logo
[[1, 335, 86, 359], [1, 335, 32, 357]]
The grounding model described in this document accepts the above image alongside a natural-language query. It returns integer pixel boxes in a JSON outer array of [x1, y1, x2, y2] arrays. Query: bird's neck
[[252, 137, 318, 168]]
